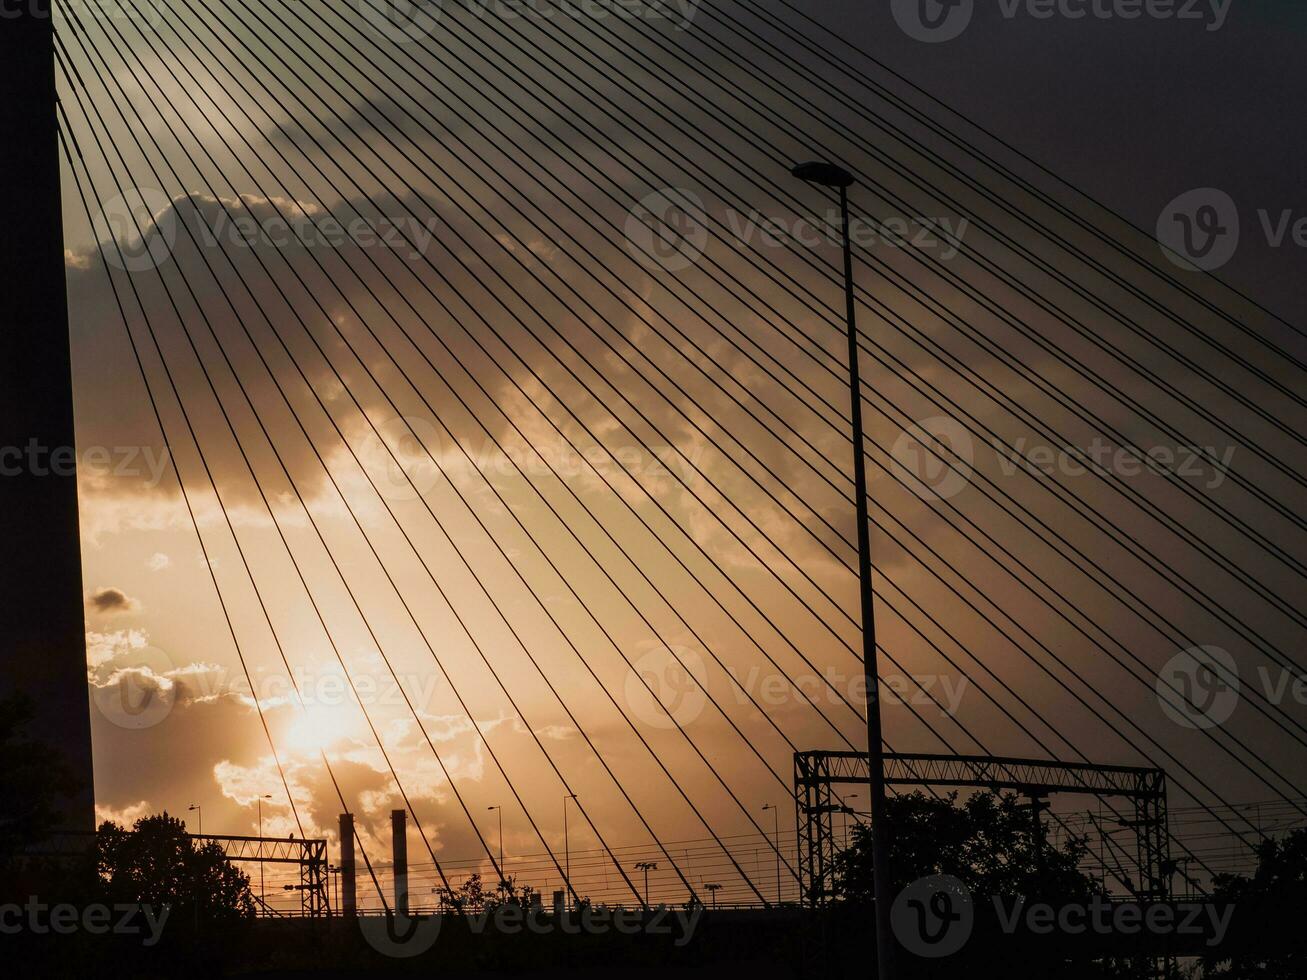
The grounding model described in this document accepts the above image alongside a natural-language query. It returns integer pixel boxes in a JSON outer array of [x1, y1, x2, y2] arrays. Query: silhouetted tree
[[832, 790, 1101, 903], [95, 813, 255, 924], [1200, 827, 1307, 978]]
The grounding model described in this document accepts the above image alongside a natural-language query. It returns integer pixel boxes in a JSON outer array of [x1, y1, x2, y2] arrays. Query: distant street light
[[328, 865, 341, 914], [705, 882, 722, 909], [761, 804, 782, 905], [187, 803, 202, 836], [634, 861, 658, 909], [488, 805, 506, 894], [791, 159, 894, 980], [563, 794, 578, 907], [842, 793, 860, 849], [257, 794, 272, 904]]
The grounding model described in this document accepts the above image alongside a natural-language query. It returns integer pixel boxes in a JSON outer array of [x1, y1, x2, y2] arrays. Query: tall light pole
[[563, 793, 578, 908], [257, 794, 272, 905], [792, 160, 895, 980], [705, 882, 721, 909], [635, 861, 658, 909], [761, 804, 782, 905], [188, 803, 202, 836], [488, 805, 505, 894]]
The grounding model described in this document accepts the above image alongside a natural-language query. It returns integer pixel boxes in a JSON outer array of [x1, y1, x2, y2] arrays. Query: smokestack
[[339, 813, 356, 919], [392, 809, 408, 916]]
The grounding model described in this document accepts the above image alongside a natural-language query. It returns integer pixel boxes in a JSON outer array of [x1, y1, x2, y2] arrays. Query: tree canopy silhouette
[[1201, 826, 1307, 979], [832, 790, 1101, 903], [95, 813, 255, 924]]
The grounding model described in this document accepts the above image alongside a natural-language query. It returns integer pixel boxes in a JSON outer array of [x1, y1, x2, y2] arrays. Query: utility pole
[[0, 1, 96, 835]]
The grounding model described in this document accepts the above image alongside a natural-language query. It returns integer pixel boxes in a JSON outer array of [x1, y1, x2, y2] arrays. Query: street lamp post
[[761, 804, 782, 905], [705, 882, 721, 909], [257, 794, 272, 906], [843, 793, 860, 850], [563, 794, 578, 908], [187, 803, 202, 836], [792, 160, 895, 980], [635, 861, 658, 910], [488, 805, 505, 895]]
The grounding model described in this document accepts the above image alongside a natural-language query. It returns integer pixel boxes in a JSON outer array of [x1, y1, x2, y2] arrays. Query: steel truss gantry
[[192, 833, 329, 917], [794, 751, 1169, 908]]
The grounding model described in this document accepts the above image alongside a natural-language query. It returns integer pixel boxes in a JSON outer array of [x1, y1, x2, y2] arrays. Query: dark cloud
[[88, 586, 140, 614]]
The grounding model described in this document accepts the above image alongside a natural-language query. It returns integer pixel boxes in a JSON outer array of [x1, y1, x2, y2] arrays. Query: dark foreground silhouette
[[3, 698, 1304, 977]]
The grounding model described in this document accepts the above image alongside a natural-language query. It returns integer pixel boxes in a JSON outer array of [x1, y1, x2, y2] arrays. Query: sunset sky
[[57, 0, 1306, 908]]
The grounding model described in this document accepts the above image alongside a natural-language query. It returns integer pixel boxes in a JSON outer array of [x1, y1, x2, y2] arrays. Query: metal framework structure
[[192, 834, 329, 917], [795, 752, 1170, 908]]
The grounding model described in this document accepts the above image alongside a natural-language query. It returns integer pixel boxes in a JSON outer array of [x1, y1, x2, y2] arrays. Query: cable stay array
[[56, 0, 1304, 910]]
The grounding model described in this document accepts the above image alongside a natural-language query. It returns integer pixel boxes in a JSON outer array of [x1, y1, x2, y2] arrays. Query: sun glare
[[284, 704, 344, 756]]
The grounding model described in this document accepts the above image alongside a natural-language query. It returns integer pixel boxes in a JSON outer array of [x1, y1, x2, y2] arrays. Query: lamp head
[[791, 161, 855, 188]]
